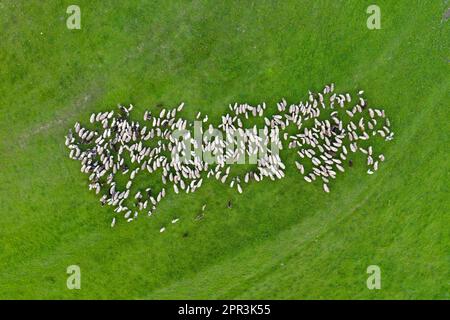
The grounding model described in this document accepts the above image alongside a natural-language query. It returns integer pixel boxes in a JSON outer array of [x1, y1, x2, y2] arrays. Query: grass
[[0, 0, 448, 299]]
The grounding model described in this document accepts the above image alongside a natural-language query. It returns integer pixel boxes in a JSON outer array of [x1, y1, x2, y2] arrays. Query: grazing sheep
[[66, 84, 393, 229]]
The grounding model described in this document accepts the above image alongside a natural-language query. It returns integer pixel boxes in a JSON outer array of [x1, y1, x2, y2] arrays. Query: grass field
[[0, 0, 449, 299]]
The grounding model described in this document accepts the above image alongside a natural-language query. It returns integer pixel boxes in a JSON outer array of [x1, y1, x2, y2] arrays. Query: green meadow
[[0, 0, 448, 299]]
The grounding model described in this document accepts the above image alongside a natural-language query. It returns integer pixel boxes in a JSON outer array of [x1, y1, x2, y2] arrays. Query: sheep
[[66, 84, 393, 228]]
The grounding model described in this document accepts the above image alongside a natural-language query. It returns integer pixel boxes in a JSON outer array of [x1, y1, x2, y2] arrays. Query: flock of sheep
[[65, 84, 394, 229]]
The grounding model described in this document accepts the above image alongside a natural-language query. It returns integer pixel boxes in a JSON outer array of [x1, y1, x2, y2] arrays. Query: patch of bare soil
[[443, 7, 450, 21]]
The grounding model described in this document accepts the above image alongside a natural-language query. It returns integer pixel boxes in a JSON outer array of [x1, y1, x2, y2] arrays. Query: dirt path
[[17, 85, 104, 148]]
